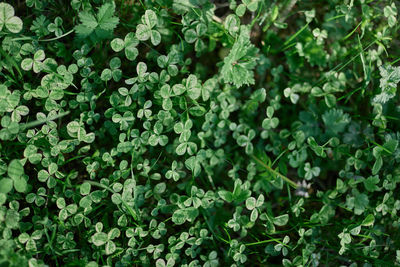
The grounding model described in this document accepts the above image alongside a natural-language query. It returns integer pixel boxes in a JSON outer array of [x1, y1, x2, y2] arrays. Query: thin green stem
[[251, 155, 298, 189], [245, 238, 280, 247], [39, 29, 75, 42]]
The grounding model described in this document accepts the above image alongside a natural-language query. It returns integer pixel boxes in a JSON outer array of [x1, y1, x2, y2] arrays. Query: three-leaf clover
[[111, 32, 139, 61], [21, 50, 46, 73], [236, 0, 259, 17], [384, 3, 397, 28], [91, 223, 121, 255], [245, 194, 264, 222], [0, 2, 23, 33], [262, 106, 279, 130], [283, 87, 300, 104], [175, 120, 197, 156], [148, 121, 168, 146], [0, 159, 27, 194], [18, 230, 43, 252], [304, 162, 320, 180], [101, 57, 122, 82], [48, 17, 63, 37], [166, 161, 181, 181], [237, 129, 255, 154], [136, 10, 161, 46]]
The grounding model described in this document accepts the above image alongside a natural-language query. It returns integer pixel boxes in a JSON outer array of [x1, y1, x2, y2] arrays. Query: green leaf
[[21, 58, 33, 71], [364, 175, 380, 192], [324, 94, 336, 108], [185, 207, 199, 222], [0, 178, 13, 193], [136, 24, 151, 41], [373, 65, 400, 103], [111, 38, 124, 52], [322, 109, 350, 135], [173, 84, 186, 95], [150, 30, 161, 46], [80, 182, 91, 195], [189, 106, 206, 116], [13, 176, 27, 193], [184, 29, 197, 43], [74, 2, 118, 39], [67, 121, 80, 133], [176, 143, 187, 155], [224, 14, 240, 35], [236, 4, 246, 17], [143, 10, 157, 28], [0, 3, 23, 33], [245, 197, 256, 210], [8, 159, 23, 179], [273, 214, 289, 226], [221, 27, 259, 87], [92, 232, 108, 246], [105, 241, 116, 255], [353, 190, 369, 215], [361, 214, 375, 226], [96, 2, 119, 31], [137, 62, 147, 76], [101, 69, 112, 81], [218, 190, 233, 202], [172, 209, 186, 225], [250, 209, 258, 222], [75, 11, 97, 37], [5, 15, 23, 33], [372, 156, 382, 175]]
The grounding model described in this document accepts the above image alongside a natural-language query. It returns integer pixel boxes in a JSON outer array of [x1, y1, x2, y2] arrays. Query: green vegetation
[[1, 0, 400, 266]]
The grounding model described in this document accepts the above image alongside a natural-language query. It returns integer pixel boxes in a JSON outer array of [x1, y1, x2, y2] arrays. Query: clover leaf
[[0, 3, 23, 33], [136, 10, 161, 46]]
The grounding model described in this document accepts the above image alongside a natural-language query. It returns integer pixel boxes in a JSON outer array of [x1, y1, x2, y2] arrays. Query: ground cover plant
[[1, 0, 400, 266]]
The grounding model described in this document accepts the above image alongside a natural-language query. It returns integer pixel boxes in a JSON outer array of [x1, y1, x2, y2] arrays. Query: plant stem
[[251, 155, 298, 189], [39, 29, 75, 42]]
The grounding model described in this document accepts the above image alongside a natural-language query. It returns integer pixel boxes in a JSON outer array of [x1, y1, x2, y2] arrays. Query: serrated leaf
[[96, 3, 119, 31], [221, 27, 258, 87]]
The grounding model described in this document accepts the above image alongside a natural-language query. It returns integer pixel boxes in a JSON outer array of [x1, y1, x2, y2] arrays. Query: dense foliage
[[1, 0, 400, 266]]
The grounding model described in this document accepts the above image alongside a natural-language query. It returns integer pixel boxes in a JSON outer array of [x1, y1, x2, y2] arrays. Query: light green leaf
[[273, 214, 289, 226], [144, 10, 157, 28], [92, 232, 108, 246], [5, 16, 22, 33], [0, 178, 13, 193], [245, 197, 256, 210], [8, 159, 23, 179], [111, 38, 124, 52], [361, 214, 375, 226], [172, 209, 186, 225], [136, 24, 150, 41], [13, 176, 27, 193], [80, 182, 91, 195]]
